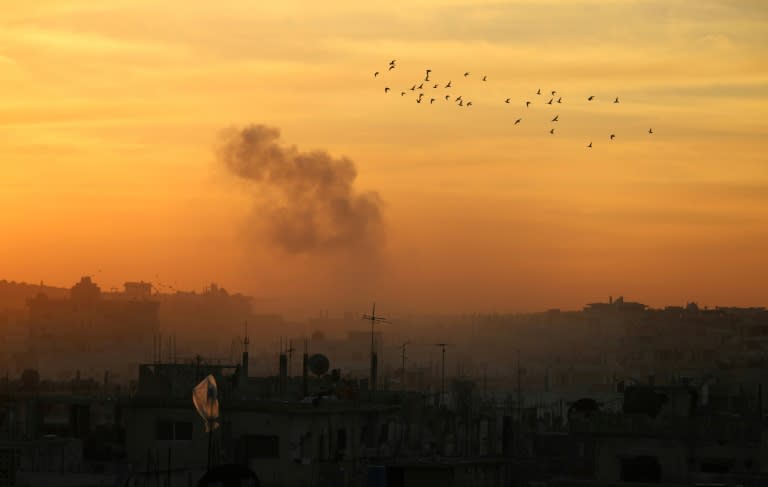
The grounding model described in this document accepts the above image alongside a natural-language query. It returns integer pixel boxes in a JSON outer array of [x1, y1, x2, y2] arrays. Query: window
[[155, 420, 193, 441]]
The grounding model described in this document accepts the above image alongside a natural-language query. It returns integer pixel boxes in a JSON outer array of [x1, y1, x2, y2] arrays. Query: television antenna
[[361, 302, 390, 397], [433, 343, 452, 406]]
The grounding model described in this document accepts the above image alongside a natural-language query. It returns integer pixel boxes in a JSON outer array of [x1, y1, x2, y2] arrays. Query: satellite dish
[[308, 354, 330, 376]]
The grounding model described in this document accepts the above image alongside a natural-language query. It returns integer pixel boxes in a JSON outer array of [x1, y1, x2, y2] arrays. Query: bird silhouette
[[648, 128, 653, 134], [417, 83, 423, 90], [610, 134, 615, 140], [588, 96, 595, 101], [445, 81, 452, 88], [550, 128, 555, 134], [464, 72, 470, 77], [587, 142, 593, 148], [417, 93, 424, 101], [547, 98, 553, 104], [557, 97, 562, 103], [514, 118, 522, 125], [410, 85, 416, 91], [551, 90, 556, 96], [433, 84, 438, 89], [526, 101, 531, 107], [389, 60, 396, 65], [482, 75, 487, 81], [416, 98, 422, 104], [374, 72, 379, 77], [536, 89, 541, 95], [388, 65, 395, 71], [430, 98, 436, 104], [425, 69, 431, 81], [384, 87, 390, 93], [445, 94, 451, 100], [458, 100, 464, 106], [613, 96, 619, 103], [467, 101, 473, 106], [401, 91, 406, 96], [505, 98, 511, 104], [456, 95, 463, 102], [551, 115, 559, 122]]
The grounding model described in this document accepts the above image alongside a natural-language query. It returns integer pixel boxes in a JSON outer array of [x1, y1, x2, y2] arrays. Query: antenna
[[400, 341, 410, 389], [433, 343, 452, 406], [286, 340, 295, 377], [361, 302, 390, 399], [243, 321, 249, 353]]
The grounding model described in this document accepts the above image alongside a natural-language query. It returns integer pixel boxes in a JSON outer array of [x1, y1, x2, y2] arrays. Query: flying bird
[[648, 128, 654, 134], [445, 80, 452, 88], [551, 90, 556, 96], [464, 72, 470, 77], [384, 87, 390, 93], [482, 75, 487, 81], [416, 98, 422, 103], [425, 69, 431, 81], [547, 98, 553, 104], [514, 118, 522, 125], [613, 96, 619, 103], [401, 91, 406, 96], [410, 85, 416, 91], [467, 101, 473, 106], [458, 100, 464, 106], [389, 60, 396, 65], [557, 97, 562, 103], [456, 95, 463, 102], [445, 94, 451, 100], [551, 115, 559, 122], [430, 98, 436, 104], [417, 83, 424, 89], [587, 142, 593, 148], [610, 134, 615, 140], [588, 96, 595, 101], [550, 128, 555, 134], [505, 98, 511, 103], [536, 89, 541, 95], [417, 93, 424, 100], [526, 101, 531, 107], [388, 65, 395, 71], [433, 84, 439, 89], [374, 72, 379, 77]]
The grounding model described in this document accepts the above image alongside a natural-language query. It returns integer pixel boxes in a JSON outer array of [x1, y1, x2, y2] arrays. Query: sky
[[1, 0, 767, 315]]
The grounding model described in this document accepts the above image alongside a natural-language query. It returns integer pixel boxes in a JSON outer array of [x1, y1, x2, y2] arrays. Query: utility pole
[[434, 343, 450, 406], [362, 303, 390, 400]]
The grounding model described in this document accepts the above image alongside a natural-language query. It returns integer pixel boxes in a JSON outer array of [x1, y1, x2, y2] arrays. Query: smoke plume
[[217, 124, 385, 255]]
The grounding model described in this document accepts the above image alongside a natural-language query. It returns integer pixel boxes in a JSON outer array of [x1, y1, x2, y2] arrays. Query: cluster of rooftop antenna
[[375, 60, 655, 148]]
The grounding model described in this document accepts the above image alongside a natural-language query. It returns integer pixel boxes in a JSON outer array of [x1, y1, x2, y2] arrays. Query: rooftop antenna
[[287, 339, 295, 377], [400, 341, 410, 389], [361, 302, 390, 399], [433, 343, 452, 406]]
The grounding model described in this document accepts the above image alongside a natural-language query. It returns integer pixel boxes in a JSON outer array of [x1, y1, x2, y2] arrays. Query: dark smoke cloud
[[217, 124, 385, 254]]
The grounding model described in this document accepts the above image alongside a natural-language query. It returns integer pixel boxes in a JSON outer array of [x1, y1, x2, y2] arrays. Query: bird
[[526, 101, 531, 107], [401, 91, 406, 96], [410, 85, 416, 91], [430, 98, 436, 104], [388, 65, 395, 71], [433, 84, 438, 89], [536, 89, 541, 95], [425, 69, 431, 81], [482, 75, 487, 81], [613, 96, 619, 103], [445, 94, 451, 100], [456, 95, 463, 102], [417, 83, 423, 89], [648, 128, 653, 134], [588, 96, 595, 101], [467, 101, 473, 106], [458, 100, 464, 106], [417, 93, 424, 101], [445, 80, 452, 88], [514, 118, 522, 125], [416, 98, 422, 104], [551, 90, 556, 96], [587, 142, 592, 148], [610, 134, 615, 140], [551, 115, 559, 122], [550, 128, 555, 134], [384, 87, 390, 93], [557, 97, 562, 103], [505, 98, 511, 104], [389, 60, 396, 65], [374, 72, 379, 77], [547, 98, 553, 105], [464, 72, 470, 77]]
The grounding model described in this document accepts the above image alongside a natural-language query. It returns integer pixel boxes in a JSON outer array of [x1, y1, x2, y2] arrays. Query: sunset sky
[[2, 1, 767, 314]]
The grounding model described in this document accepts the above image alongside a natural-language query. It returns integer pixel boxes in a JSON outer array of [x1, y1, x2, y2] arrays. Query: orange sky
[[1, 1, 767, 314]]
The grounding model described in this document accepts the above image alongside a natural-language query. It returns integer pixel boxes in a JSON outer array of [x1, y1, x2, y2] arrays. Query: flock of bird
[[374, 60, 654, 148]]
